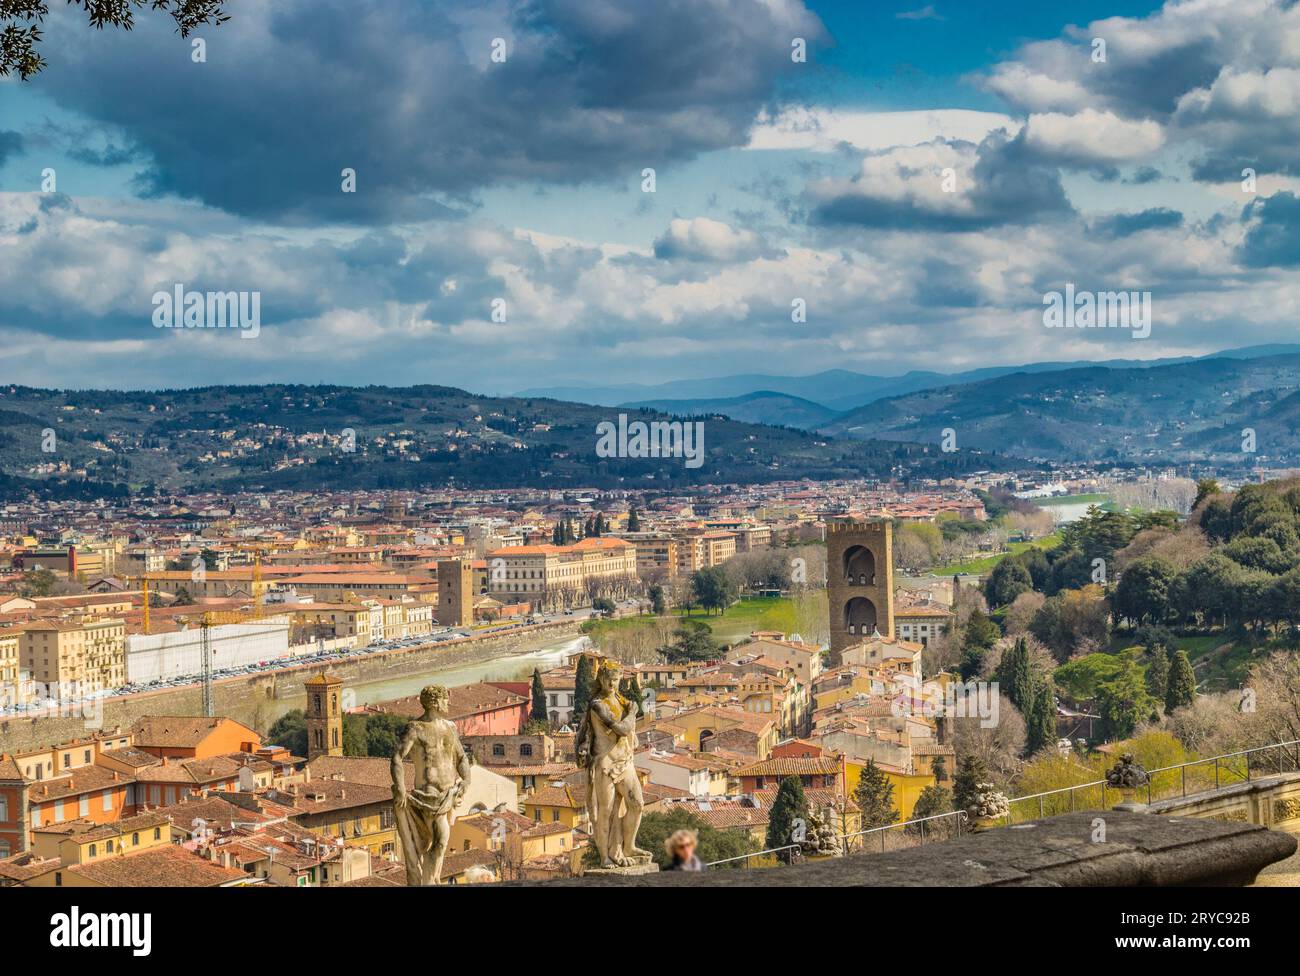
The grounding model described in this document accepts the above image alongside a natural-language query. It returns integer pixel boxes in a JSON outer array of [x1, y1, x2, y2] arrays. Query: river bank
[[0, 619, 588, 753]]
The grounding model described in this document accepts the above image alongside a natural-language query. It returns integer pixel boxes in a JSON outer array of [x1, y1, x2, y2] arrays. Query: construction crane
[[197, 553, 269, 716], [198, 608, 259, 715], [135, 554, 274, 716]]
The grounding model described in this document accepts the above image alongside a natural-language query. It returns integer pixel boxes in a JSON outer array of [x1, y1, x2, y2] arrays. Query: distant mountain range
[[823, 354, 1300, 464], [5, 344, 1298, 500], [0, 384, 1003, 497], [621, 391, 841, 429], [518, 344, 1300, 419]]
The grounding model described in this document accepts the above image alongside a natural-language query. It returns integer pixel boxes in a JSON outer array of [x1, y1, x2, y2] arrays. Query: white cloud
[[747, 108, 1020, 152], [653, 217, 766, 262], [1023, 109, 1165, 163]]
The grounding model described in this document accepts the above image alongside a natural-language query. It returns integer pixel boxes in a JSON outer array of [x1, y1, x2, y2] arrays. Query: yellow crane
[[135, 553, 276, 716], [197, 553, 268, 717]]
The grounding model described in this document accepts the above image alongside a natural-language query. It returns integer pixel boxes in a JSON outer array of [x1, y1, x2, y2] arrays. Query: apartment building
[[486, 537, 637, 610], [0, 756, 26, 858], [0, 631, 19, 691], [18, 618, 127, 698], [119, 547, 166, 576], [894, 604, 955, 646], [674, 530, 737, 574], [621, 532, 679, 580]]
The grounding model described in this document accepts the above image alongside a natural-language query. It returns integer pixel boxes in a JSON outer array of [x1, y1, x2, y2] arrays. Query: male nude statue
[[391, 684, 471, 885], [576, 659, 649, 868]]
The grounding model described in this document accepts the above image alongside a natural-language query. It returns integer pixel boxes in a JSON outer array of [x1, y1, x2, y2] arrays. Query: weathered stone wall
[[1145, 771, 1300, 830], [507, 811, 1297, 887], [0, 619, 585, 753]]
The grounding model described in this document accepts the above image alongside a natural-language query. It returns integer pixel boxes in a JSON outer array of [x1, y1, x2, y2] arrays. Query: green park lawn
[[933, 530, 1064, 576], [1036, 493, 1111, 507], [583, 594, 822, 647]]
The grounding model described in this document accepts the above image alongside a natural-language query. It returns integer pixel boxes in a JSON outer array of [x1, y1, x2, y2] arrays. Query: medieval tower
[[305, 671, 344, 759], [826, 516, 895, 664], [435, 557, 475, 627]]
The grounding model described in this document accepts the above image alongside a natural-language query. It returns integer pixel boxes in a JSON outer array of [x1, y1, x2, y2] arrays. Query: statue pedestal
[[583, 861, 660, 877]]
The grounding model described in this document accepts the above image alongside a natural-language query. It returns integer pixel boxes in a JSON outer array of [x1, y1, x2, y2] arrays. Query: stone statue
[[391, 684, 471, 885], [576, 659, 650, 868]]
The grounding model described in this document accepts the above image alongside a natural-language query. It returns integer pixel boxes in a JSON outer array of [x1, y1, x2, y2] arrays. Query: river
[[1038, 499, 1110, 525], [262, 632, 591, 725]]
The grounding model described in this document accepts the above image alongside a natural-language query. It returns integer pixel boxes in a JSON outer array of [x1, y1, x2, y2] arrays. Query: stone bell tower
[[305, 672, 344, 759], [826, 516, 894, 665]]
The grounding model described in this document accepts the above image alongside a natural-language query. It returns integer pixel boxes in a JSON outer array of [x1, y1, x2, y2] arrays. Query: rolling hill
[[618, 391, 840, 429], [0, 384, 1007, 497], [519, 344, 1300, 418], [820, 354, 1300, 464]]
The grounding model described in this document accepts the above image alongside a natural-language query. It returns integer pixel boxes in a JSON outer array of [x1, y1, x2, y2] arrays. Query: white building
[[125, 615, 291, 685]]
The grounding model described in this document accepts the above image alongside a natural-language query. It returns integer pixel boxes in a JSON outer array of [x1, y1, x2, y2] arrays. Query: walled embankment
[[0, 619, 586, 754]]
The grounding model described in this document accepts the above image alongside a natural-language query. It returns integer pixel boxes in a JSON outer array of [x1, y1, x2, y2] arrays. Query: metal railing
[[704, 739, 1300, 869], [705, 843, 802, 869], [842, 809, 967, 854], [1003, 739, 1300, 825], [704, 810, 967, 868]]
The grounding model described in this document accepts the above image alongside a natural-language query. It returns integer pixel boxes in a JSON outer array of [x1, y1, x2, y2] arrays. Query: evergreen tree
[[985, 558, 1033, 608], [1144, 644, 1169, 704], [952, 753, 986, 815], [930, 755, 947, 784], [267, 709, 307, 757], [1193, 478, 1221, 512], [907, 785, 953, 835], [765, 776, 808, 863], [1166, 649, 1197, 714], [634, 809, 755, 870], [530, 667, 548, 724], [627, 508, 641, 532], [572, 655, 594, 727], [853, 759, 899, 829], [617, 675, 645, 717], [1097, 661, 1148, 740], [996, 636, 1034, 712], [1025, 679, 1057, 757], [648, 583, 666, 615], [959, 609, 999, 680]]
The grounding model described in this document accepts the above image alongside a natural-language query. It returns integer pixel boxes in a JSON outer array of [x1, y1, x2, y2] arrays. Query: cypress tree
[[624, 674, 644, 717], [953, 753, 986, 815], [996, 636, 1034, 713], [1166, 649, 1197, 714], [1025, 679, 1057, 757], [908, 785, 952, 835], [530, 667, 548, 724], [627, 507, 641, 532], [572, 655, 594, 727], [930, 754, 947, 784], [853, 759, 899, 829], [765, 776, 808, 863], [1145, 644, 1169, 703]]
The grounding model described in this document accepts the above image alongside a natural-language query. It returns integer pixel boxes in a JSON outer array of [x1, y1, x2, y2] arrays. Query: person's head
[[665, 828, 697, 862], [419, 684, 450, 714]]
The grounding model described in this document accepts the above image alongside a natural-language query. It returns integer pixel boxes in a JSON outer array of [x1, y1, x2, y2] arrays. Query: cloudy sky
[[1, 0, 1298, 394]]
